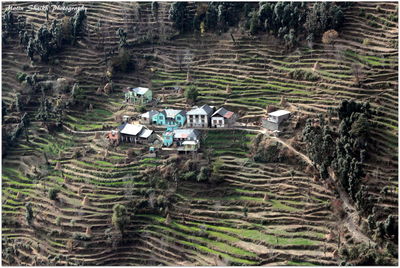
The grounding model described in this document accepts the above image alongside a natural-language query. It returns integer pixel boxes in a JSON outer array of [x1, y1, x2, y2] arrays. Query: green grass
[[269, 200, 298, 212]]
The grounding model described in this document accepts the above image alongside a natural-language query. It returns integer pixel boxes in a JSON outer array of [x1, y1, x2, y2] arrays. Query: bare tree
[[351, 63, 364, 86]]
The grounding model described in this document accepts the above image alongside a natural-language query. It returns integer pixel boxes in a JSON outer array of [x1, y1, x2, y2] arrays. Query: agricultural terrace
[[2, 1, 398, 266]]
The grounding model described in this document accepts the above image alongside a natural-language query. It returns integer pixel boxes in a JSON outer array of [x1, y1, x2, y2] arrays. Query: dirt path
[[62, 118, 376, 248], [258, 128, 377, 248], [229, 125, 376, 247]]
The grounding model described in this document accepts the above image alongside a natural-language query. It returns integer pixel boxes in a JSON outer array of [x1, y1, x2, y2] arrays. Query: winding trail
[[61, 119, 376, 248]]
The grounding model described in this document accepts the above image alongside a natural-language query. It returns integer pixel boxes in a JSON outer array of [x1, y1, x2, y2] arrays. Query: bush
[[368, 20, 379, 28], [182, 171, 197, 180], [25, 202, 33, 225], [184, 85, 198, 103], [288, 69, 319, 81], [55, 216, 61, 226], [135, 105, 146, 113], [112, 204, 130, 233], [16, 72, 27, 82], [363, 38, 370, 46], [254, 140, 283, 163], [72, 232, 91, 241], [197, 167, 211, 182], [110, 48, 134, 73], [48, 188, 60, 200]]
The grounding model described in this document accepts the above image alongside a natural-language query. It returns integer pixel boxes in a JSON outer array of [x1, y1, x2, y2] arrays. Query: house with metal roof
[[124, 87, 152, 104], [211, 107, 237, 128], [115, 123, 156, 144], [262, 109, 291, 131], [162, 127, 200, 152], [140, 110, 159, 124], [151, 109, 187, 127], [187, 104, 214, 128]]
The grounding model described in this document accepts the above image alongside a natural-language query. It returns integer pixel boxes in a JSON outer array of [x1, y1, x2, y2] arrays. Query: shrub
[[55, 216, 61, 226], [112, 204, 130, 233], [368, 20, 379, 28], [48, 188, 60, 201], [110, 48, 134, 73], [72, 233, 91, 241], [288, 69, 319, 81], [135, 105, 146, 113], [16, 72, 27, 82], [184, 85, 198, 103], [182, 171, 197, 180], [25, 202, 33, 225], [254, 140, 283, 163], [197, 167, 211, 182]]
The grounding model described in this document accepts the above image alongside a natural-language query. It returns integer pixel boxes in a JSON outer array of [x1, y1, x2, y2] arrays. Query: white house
[[262, 109, 291, 131], [117, 123, 155, 144], [267, 110, 291, 124], [211, 107, 237, 128], [187, 104, 214, 128]]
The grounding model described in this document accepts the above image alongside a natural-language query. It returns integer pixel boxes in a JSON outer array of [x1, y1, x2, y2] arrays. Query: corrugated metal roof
[[132, 87, 150, 95], [165, 109, 184, 118], [139, 129, 153, 138], [173, 129, 199, 139], [187, 104, 213, 115], [119, 123, 144, 136], [212, 107, 234, 118], [268, 110, 291, 117], [182, 140, 198, 145], [141, 110, 158, 118]]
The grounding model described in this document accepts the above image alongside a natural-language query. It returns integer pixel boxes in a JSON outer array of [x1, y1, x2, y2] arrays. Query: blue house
[[162, 125, 177, 147], [162, 126, 200, 151], [152, 109, 186, 127]]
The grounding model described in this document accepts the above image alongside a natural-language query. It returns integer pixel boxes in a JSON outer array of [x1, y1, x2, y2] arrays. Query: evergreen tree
[[169, 2, 190, 33]]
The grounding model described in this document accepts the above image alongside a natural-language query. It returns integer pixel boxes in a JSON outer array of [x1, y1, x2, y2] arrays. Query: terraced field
[[2, 1, 398, 266]]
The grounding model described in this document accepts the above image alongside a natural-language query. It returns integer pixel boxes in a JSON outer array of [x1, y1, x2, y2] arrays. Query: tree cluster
[[246, 2, 344, 50], [339, 243, 395, 266], [302, 100, 372, 213], [169, 2, 246, 34], [112, 204, 130, 234], [2, 10, 15, 42], [15, 8, 86, 62], [304, 2, 344, 42], [169, 2, 191, 34]]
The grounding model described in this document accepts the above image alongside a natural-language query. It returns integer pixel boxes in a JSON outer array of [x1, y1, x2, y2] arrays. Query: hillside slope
[[2, 2, 398, 266]]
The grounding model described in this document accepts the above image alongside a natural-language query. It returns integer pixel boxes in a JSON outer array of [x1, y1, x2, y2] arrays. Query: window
[[219, 120, 222, 124], [201, 115, 205, 119]]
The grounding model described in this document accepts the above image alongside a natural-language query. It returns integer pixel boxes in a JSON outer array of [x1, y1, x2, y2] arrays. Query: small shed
[[267, 110, 291, 124], [262, 110, 291, 131], [179, 140, 199, 152], [125, 87, 153, 104]]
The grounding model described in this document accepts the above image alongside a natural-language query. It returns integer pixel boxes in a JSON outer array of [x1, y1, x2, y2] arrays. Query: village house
[[262, 109, 291, 131], [110, 123, 156, 144], [106, 130, 120, 146], [211, 107, 237, 128], [124, 87, 152, 104], [139, 110, 158, 124], [163, 126, 200, 152], [150, 109, 187, 127], [186, 104, 214, 128]]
